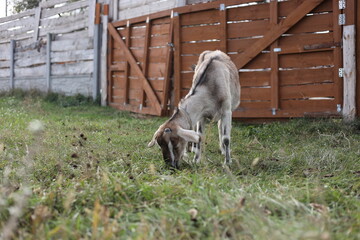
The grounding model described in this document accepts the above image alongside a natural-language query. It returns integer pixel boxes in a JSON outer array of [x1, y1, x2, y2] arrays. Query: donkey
[[148, 50, 240, 168]]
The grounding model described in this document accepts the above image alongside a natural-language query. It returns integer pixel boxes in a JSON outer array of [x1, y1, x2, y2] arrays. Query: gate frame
[[107, 11, 175, 116]]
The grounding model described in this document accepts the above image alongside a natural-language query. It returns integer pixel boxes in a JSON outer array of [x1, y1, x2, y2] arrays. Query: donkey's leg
[[220, 111, 232, 165], [193, 119, 204, 164]]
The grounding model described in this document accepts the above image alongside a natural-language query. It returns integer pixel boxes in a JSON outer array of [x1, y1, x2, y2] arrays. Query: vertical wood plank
[[173, 12, 181, 108], [101, 5, 109, 106], [113, 0, 119, 20], [333, 0, 343, 108], [219, 3, 227, 53], [124, 21, 131, 104], [345, 0, 355, 25], [10, 40, 15, 89], [33, 7, 41, 41], [107, 26, 114, 104], [46, 33, 52, 92], [343, 0, 360, 115], [270, 0, 279, 113], [356, 0, 360, 116], [342, 25, 356, 121], [92, 3, 102, 101], [140, 17, 151, 109], [162, 13, 175, 116], [88, 0, 95, 36], [95, 3, 101, 25]]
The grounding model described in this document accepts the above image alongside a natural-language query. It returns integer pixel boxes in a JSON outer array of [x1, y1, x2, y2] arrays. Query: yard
[[0, 92, 359, 239]]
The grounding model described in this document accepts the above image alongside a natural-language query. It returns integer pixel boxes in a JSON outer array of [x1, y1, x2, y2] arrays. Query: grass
[[0, 92, 359, 239]]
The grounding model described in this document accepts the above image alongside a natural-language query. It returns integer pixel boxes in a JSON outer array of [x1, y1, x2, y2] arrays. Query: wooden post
[[113, 0, 118, 20], [124, 20, 131, 105], [219, 3, 227, 53], [343, 26, 356, 121], [270, 0, 279, 115], [356, 0, 360, 117], [9, 39, 15, 89], [100, 4, 109, 106], [140, 17, 151, 110], [107, 26, 114, 105], [173, 12, 181, 107], [88, 0, 96, 37], [161, 11, 174, 116], [333, 0, 343, 109], [92, 3, 101, 101], [33, 6, 41, 41], [343, 0, 357, 121], [46, 33, 52, 92], [162, 11, 175, 116]]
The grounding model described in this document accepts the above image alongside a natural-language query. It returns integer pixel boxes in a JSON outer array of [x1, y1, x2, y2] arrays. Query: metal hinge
[[168, 42, 175, 51], [338, 14, 345, 25], [220, 3, 225, 11], [338, 68, 344, 78], [337, 104, 342, 113], [339, 0, 346, 10], [272, 108, 277, 116]]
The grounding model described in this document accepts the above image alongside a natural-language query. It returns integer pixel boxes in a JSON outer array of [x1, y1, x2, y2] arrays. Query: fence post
[[161, 11, 175, 116], [343, 25, 356, 121], [88, 0, 95, 37], [343, 0, 356, 121], [113, 0, 118, 20], [270, 0, 279, 115], [9, 40, 15, 90], [33, 6, 41, 41], [173, 12, 181, 108], [92, 3, 101, 101], [357, 0, 360, 117], [139, 16, 151, 110], [100, 4, 109, 106], [46, 33, 52, 93]]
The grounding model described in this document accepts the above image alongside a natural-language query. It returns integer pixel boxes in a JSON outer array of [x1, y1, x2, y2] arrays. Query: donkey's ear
[[177, 127, 200, 143]]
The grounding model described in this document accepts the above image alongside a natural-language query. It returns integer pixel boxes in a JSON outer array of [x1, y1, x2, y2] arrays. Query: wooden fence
[[99, 0, 217, 21], [107, 0, 356, 118], [0, 0, 215, 99], [0, 0, 96, 96]]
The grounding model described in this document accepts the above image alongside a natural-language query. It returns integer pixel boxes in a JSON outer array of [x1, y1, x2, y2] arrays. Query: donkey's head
[[148, 120, 199, 169]]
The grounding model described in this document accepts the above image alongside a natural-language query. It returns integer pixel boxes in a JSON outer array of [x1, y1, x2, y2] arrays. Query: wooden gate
[[107, 13, 174, 116], [108, 0, 345, 118]]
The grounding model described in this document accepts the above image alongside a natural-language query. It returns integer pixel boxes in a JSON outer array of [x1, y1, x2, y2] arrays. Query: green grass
[[0, 93, 359, 239]]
